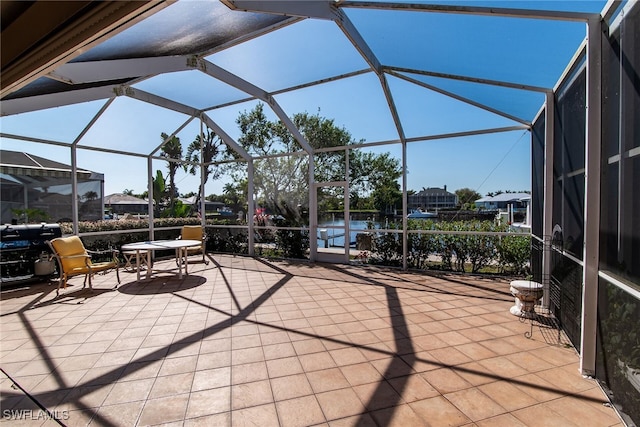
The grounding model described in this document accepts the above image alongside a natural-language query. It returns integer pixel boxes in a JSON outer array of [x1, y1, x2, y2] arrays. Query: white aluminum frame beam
[[194, 58, 314, 154], [334, 9, 382, 73], [149, 117, 196, 156], [221, 0, 340, 21], [48, 56, 190, 85], [580, 16, 602, 377], [386, 66, 551, 93], [1, 86, 119, 116], [339, 1, 598, 22], [542, 92, 555, 308], [387, 70, 532, 126], [117, 86, 200, 117], [200, 113, 251, 162]]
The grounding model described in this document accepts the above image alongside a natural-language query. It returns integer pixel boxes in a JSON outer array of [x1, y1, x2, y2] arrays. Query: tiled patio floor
[[1, 254, 623, 426]]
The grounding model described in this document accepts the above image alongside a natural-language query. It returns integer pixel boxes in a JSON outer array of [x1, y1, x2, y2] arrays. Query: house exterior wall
[[407, 188, 457, 211]]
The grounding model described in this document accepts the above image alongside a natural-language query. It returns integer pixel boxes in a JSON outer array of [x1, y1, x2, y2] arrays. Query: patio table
[[121, 239, 201, 282]]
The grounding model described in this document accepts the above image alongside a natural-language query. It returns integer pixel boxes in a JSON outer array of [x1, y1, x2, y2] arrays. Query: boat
[[407, 209, 438, 219]]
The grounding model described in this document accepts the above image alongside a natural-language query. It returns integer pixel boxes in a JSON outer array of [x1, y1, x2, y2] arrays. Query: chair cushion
[[182, 226, 203, 240], [51, 236, 89, 271]]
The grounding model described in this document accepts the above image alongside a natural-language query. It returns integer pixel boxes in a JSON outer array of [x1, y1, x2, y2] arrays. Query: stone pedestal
[[509, 280, 544, 318]]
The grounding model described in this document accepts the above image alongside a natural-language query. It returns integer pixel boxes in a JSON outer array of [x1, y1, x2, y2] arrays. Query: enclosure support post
[[71, 145, 79, 235], [309, 153, 317, 262], [248, 160, 255, 256], [402, 141, 408, 271], [147, 156, 155, 241], [580, 16, 602, 376], [542, 91, 555, 309]]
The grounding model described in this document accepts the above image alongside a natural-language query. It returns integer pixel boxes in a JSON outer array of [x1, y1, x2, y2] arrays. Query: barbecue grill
[[1, 223, 62, 285]]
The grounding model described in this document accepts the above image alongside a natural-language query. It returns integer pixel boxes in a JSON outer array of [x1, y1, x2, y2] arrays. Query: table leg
[[135, 250, 141, 282], [145, 250, 152, 280], [183, 248, 189, 276]]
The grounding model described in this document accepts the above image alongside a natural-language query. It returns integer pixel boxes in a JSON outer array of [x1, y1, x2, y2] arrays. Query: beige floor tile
[[388, 374, 440, 402], [232, 403, 278, 427], [370, 403, 425, 427], [231, 347, 265, 365], [299, 351, 337, 372], [410, 395, 472, 426], [353, 380, 404, 411], [137, 393, 189, 426], [262, 342, 296, 360], [185, 412, 230, 427], [94, 400, 145, 426], [306, 367, 351, 393], [339, 362, 382, 386], [444, 387, 507, 421], [276, 395, 326, 427], [544, 395, 622, 426], [429, 347, 473, 366], [512, 403, 581, 427], [231, 379, 273, 410], [266, 356, 304, 378], [0, 258, 627, 427], [158, 354, 198, 376], [197, 350, 231, 370], [317, 387, 367, 420], [271, 373, 314, 401], [192, 366, 230, 391], [186, 387, 231, 418], [231, 361, 269, 385], [102, 377, 155, 405], [475, 413, 528, 427], [421, 368, 472, 394], [477, 381, 537, 412], [148, 372, 194, 399], [371, 356, 415, 379]]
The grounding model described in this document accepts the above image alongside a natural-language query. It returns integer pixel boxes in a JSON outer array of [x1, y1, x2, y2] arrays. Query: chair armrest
[[86, 248, 119, 263], [58, 254, 90, 260], [86, 248, 118, 256]]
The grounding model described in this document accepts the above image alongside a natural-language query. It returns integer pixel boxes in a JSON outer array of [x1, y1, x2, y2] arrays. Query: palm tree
[[185, 129, 224, 208], [160, 132, 184, 212], [152, 170, 166, 215]]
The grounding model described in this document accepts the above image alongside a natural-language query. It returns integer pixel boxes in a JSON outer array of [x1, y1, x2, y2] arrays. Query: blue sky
[[1, 1, 606, 199]]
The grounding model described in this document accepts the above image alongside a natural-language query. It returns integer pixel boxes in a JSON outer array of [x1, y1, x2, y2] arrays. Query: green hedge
[[369, 219, 530, 275]]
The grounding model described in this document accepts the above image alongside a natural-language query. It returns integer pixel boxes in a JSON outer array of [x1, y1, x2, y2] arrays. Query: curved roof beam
[[192, 58, 313, 154], [338, 1, 598, 22]]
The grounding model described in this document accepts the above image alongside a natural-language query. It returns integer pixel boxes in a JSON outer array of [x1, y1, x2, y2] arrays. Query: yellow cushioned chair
[[48, 236, 120, 295], [178, 225, 209, 265]]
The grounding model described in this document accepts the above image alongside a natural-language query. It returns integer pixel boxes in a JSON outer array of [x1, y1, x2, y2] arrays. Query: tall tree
[[455, 188, 482, 209], [159, 132, 183, 212], [152, 170, 166, 215], [230, 103, 402, 218], [185, 128, 224, 208]]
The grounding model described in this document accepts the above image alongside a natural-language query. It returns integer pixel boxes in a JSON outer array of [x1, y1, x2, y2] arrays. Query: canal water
[[317, 218, 390, 248]]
